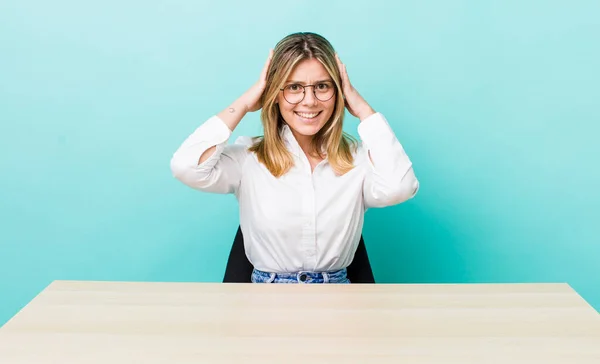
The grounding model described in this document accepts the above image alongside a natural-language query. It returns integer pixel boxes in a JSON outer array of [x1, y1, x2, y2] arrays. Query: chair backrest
[[222, 226, 254, 283], [223, 226, 375, 283]]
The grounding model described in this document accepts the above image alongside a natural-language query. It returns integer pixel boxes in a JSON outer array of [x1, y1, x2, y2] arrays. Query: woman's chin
[[289, 122, 323, 137]]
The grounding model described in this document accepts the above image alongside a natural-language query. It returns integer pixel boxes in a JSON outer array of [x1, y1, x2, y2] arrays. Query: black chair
[[223, 226, 375, 283]]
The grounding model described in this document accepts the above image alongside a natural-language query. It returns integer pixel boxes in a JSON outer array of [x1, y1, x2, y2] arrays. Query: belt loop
[[267, 272, 276, 283], [323, 272, 329, 283]]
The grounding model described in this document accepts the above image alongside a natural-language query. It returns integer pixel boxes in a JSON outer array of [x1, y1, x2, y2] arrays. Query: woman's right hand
[[216, 50, 273, 135], [241, 49, 274, 112]]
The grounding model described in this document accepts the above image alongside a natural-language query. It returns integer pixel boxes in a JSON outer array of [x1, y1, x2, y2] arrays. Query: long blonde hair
[[249, 32, 357, 177]]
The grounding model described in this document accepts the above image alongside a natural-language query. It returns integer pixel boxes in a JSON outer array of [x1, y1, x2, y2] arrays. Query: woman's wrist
[[357, 106, 376, 122], [218, 98, 249, 131]]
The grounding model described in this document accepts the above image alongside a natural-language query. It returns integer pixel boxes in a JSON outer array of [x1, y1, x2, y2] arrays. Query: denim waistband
[[252, 268, 348, 283]]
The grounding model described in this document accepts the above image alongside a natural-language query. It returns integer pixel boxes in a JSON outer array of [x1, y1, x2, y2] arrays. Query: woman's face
[[276, 58, 336, 143]]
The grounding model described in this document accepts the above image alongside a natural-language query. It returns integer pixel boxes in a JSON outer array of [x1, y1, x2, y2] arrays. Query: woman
[[170, 32, 419, 284]]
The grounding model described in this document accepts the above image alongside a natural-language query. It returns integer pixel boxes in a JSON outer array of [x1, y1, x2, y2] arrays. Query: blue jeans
[[251, 268, 351, 284]]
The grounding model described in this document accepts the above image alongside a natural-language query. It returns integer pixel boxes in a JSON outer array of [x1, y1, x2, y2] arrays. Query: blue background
[[1, 0, 599, 325]]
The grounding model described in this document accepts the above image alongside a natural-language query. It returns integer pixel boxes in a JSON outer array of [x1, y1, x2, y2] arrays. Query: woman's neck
[[291, 130, 317, 157]]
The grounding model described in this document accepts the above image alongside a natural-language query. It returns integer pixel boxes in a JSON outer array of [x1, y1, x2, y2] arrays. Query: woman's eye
[[287, 84, 301, 91], [316, 83, 330, 90]]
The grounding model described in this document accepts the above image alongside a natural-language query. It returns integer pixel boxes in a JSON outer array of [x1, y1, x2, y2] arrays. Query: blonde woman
[[170, 32, 419, 284]]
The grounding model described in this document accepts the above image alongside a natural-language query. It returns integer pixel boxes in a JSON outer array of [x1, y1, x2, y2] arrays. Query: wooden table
[[0, 281, 599, 363]]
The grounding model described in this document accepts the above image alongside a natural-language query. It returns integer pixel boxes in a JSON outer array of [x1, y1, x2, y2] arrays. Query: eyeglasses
[[279, 81, 336, 104]]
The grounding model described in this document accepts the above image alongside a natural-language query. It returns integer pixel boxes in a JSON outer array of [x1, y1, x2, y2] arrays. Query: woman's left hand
[[335, 54, 376, 121]]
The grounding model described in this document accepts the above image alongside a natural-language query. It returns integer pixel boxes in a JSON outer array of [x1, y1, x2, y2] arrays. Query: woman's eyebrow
[[285, 79, 333, 84]]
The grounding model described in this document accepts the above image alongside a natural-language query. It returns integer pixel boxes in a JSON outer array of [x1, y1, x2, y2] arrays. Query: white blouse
[[170, 112, 419, 273]]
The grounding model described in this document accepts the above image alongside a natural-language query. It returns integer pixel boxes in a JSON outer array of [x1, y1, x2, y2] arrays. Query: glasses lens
[[283, 84, 304, 104], [314, 82, 335, 102]]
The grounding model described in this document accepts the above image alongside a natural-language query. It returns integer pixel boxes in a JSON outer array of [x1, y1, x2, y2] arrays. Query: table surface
[[0, 280, 599, 363]]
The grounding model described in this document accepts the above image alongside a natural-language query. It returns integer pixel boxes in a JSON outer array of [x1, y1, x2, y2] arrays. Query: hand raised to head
[[335, 54, 375, 121]]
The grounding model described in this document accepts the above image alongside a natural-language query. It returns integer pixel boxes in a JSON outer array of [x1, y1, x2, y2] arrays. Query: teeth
[[295, 112, 319, 119]]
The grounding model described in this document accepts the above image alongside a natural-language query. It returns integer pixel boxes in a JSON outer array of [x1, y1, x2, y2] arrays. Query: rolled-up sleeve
[[358, 112, 419, 209], [170, 116, 250, 195]]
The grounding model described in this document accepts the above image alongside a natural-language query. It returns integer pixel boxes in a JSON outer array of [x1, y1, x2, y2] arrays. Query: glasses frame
[[279, 82, 336, 104]]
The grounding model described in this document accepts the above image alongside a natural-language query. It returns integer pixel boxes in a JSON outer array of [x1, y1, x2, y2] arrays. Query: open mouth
[[294, 111, 322, 120]]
